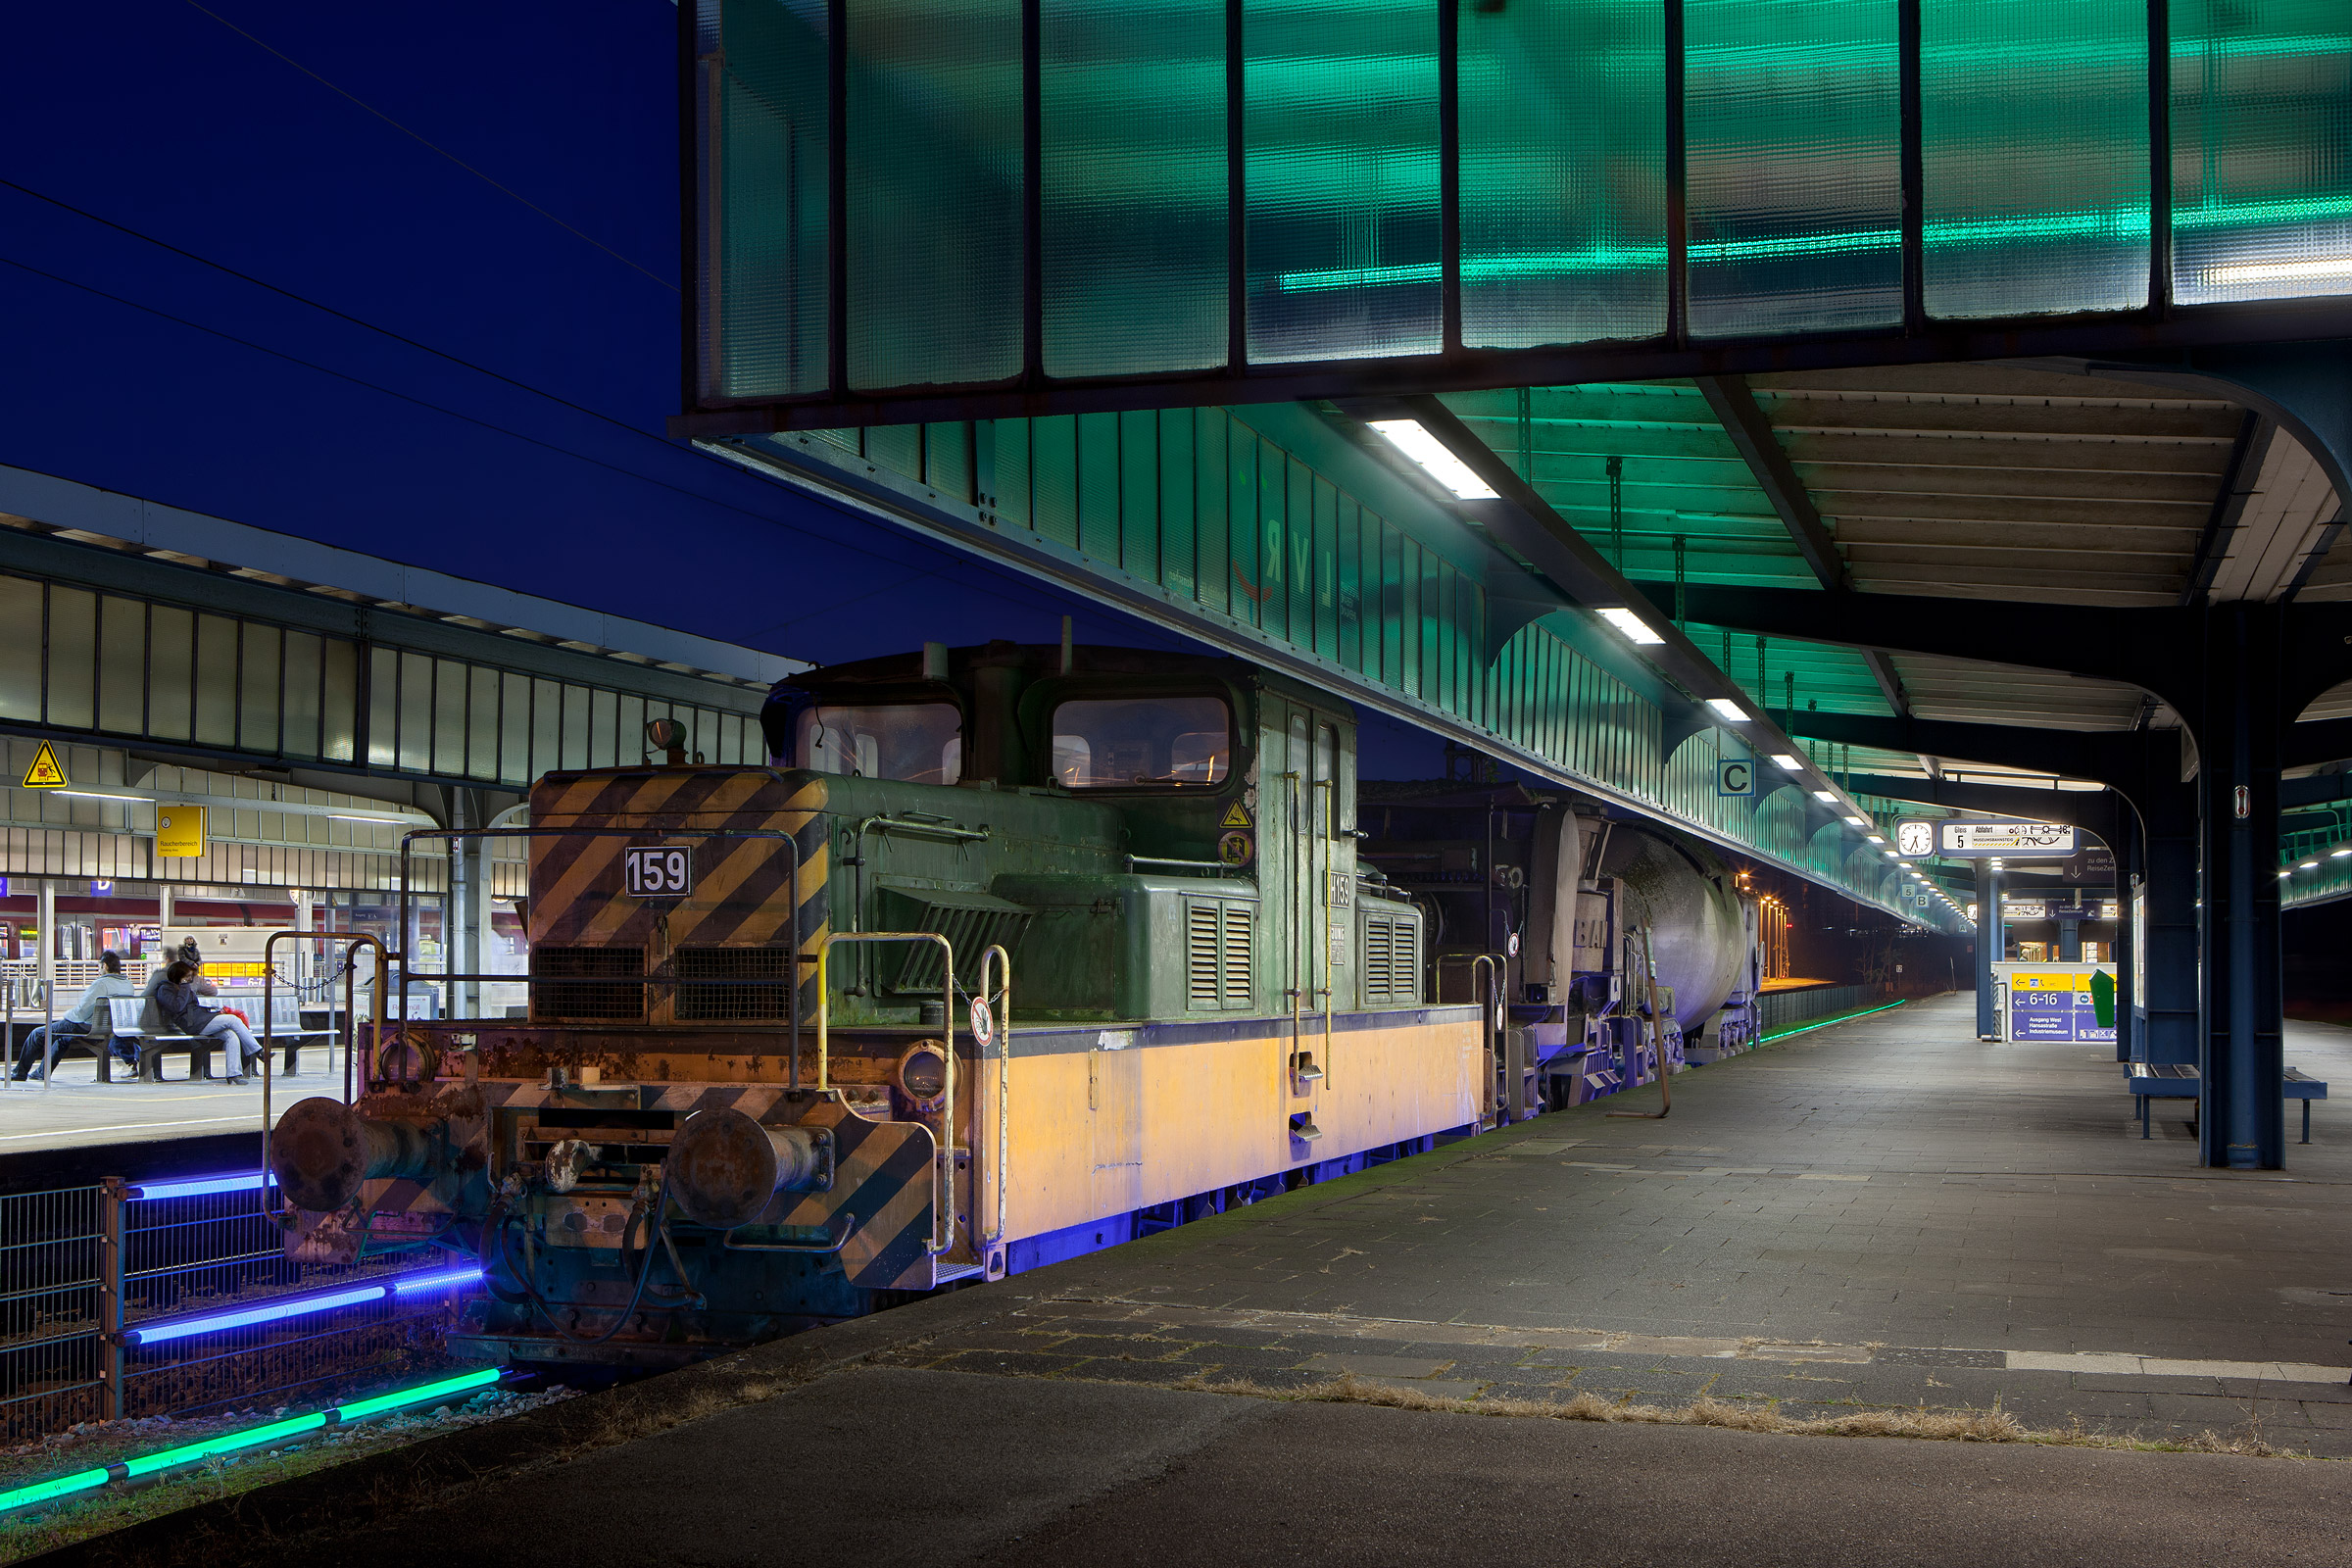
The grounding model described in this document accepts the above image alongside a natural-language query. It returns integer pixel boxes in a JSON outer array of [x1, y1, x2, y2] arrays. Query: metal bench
[[108, 996, 217, 1082], [2126, 1062, 2328, 1144], [261, 995, 334, 1076]]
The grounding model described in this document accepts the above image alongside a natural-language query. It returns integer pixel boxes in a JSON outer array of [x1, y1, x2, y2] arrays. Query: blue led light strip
[[130, 1172, 274, 1201], [0, 1366, 504, 1515], [125, 1266, 484, 1346]]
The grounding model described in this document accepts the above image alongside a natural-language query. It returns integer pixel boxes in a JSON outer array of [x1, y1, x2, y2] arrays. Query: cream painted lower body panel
[[975, 1009, 1483, 1250]]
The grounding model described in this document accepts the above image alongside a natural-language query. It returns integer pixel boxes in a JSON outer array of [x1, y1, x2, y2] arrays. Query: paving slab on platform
[[33, 994, 2352, 1567]]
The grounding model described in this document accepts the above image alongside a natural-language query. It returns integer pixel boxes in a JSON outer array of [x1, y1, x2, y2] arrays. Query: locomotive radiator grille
[[1360, 914, 1419, 1004], [674, 946, 796, 1021], [1185, 899, 1253, 1010], [531, 946, 646, 1021]]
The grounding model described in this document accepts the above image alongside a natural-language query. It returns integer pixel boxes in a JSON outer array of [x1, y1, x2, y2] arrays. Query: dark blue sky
[[0, 0, 1160, 666]]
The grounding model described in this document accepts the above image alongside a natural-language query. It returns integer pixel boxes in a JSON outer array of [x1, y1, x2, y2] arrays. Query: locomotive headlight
[[896, 1040, 951, 1109]]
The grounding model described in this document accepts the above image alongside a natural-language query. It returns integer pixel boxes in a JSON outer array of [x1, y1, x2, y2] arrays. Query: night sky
[[0, 3, 1184, 667]]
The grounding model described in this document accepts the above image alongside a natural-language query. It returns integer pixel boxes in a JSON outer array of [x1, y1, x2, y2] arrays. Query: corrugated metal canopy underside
[[1440, 361, 2347, 777]]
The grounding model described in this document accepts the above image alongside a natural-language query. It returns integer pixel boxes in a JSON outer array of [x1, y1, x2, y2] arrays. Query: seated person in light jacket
[[11, 950, 137, 1081], [154, 959, 264, 1083]]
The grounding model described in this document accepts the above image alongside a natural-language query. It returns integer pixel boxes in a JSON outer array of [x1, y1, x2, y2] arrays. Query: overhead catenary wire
[[0, 244, 1091, 635], [179, 0, 678, 291]]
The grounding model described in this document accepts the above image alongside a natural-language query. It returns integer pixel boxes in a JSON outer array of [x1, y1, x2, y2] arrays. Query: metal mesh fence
[[2, 1178, 470, 1441], [0, 1185, 107, 1443]]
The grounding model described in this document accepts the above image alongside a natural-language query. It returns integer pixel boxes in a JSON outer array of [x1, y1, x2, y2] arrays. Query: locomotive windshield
[[1050, 695, 1230, 789], [795, 702, 963, 784]]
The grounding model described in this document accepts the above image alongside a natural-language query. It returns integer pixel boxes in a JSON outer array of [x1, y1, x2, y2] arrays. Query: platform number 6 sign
[[624, 846, 693, 898]]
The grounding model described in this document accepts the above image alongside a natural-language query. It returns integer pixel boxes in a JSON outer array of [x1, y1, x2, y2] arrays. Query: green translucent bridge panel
[[710, 0, 829, 400], [847, 0, 1024, 389], [2172, 2, 2352, 306], [1042, 0, 1228, 377], [1459, 0, 1666, 348], [1686, 0, 1902, 337], [1245, 0, 1442, 363], [1922, 0, 2150, 318]]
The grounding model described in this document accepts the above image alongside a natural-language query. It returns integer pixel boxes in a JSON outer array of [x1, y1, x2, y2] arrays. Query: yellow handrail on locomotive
[[814, 930, 958, 1258], [976, 942, 1012, 1260]]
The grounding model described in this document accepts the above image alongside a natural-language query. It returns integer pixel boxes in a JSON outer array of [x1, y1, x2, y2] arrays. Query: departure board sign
[[1935, 820, 2077, 858]]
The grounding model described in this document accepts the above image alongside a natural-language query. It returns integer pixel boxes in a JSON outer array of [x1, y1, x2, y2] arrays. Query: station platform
[[0, 1046, 346, 1191], [51, 992, 2352, 1567]]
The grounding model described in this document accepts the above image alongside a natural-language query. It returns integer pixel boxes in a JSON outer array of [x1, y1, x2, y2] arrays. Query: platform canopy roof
[[681, 0, 2352, 429]]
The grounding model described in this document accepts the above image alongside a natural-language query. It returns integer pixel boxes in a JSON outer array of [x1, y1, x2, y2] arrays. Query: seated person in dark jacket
[[155, 960, 264, 1083]]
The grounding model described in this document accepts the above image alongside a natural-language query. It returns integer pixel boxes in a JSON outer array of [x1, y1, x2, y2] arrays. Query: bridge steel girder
[[1844, 773, 2123, 849]]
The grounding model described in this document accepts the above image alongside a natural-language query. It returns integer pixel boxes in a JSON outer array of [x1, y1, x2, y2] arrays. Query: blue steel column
[[2140, 776, 2202, 1068], [1975, 863, 2001, 1039], [2058, 912, 2082, 961], [2199, 603, 2285, 1169], [2114, 815, 2139, 1063]]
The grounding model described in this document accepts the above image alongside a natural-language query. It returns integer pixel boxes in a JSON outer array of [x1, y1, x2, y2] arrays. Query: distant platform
[[0, 1045, 349, 1187]]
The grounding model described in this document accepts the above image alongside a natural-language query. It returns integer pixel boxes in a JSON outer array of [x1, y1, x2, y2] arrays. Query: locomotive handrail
[[1125, 854, 1240, 874], [977, 943, 1013, 1268], [396, 824, 806, 1086], [859, 813, 990, 844], [814, 930, 958, 1258], [720, 1210, 858, 1254]]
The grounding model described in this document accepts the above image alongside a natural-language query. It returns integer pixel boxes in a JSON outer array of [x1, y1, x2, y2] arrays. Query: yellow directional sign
[[21, 742, 67, 789], [156, 807, 206, 859]]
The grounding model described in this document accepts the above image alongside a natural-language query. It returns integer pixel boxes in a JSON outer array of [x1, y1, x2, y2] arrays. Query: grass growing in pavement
[[1158, 1370, 2338, 1460]]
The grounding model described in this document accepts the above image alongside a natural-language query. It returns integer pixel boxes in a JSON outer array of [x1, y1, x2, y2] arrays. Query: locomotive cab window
[[1050, 695, 1230, 789], [795, 702, 963, 784]]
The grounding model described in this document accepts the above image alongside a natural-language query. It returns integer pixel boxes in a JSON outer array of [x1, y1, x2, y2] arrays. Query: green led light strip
[[1760, 998, 1907, 1043], [0, 1366, 504, 1516], [1277, 196, 2352, 294]]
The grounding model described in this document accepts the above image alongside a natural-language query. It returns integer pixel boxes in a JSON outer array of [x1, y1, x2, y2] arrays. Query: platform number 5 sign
[[624, 846, 693, 898]]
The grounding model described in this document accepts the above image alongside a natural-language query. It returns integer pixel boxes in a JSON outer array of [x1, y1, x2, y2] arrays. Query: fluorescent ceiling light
[[1594, 606, 1665, 646], [2334, 849, 2352, 859], [1884, 850, 1900, 859], [1367, 419, 1497, 499], [1705, 697, 1748, 722], [1843, 814, 1866, 826], [1866, 834, 1886, 844], [2300, 859, 2319, 870], [59, 789, 147, 803], [2280, 868, 2295, 879], [1811, 790, 1838, 804], [329, 812, 401, 823], [1771, 754, 1802, 772]]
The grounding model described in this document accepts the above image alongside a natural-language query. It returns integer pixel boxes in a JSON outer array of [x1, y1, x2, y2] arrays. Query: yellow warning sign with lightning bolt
[[21, 742, 67, 789]]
